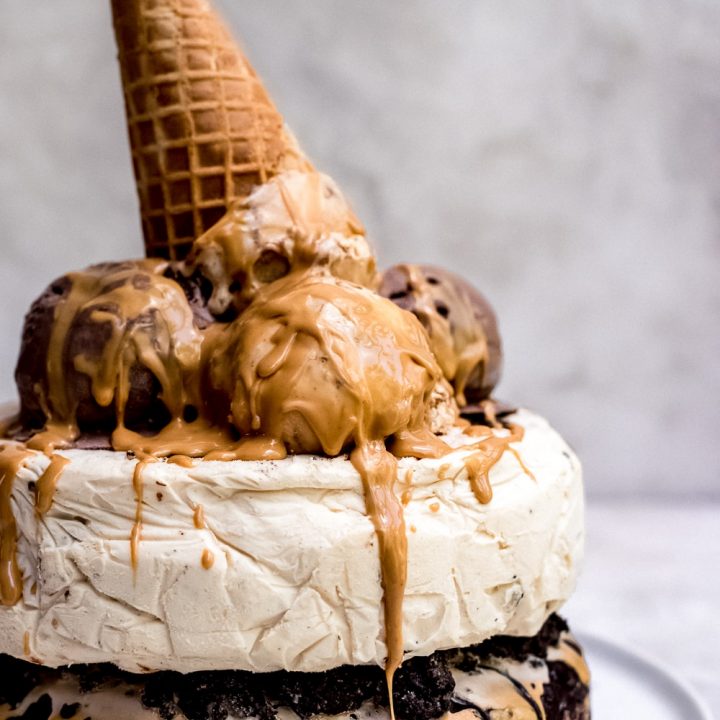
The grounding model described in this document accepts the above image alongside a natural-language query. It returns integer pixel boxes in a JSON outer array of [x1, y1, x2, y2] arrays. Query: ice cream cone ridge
[[111, 0, 311, 261]]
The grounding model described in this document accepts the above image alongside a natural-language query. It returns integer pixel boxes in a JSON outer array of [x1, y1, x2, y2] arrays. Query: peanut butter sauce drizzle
[[204, 436, 287, 462], [194, 507, 216, 570], [390, 428, 451, 460], [112, 417, 235, 459], [36, 260, 209, 454], [130, 455, 157, 572], [350, 442, 405, 720], [547, 633, 591, 686], [459, 423, 534, 504], [34, 454, 70, 516], [166, 454, 194, 468], [73, 264, 201, 424], [193, 505, 206, 529], [0, 444, 34, 605], [400, 469, 414, 507]]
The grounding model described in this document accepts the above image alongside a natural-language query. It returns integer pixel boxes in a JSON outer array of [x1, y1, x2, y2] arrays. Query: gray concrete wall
[[1, 0, 719, 499]]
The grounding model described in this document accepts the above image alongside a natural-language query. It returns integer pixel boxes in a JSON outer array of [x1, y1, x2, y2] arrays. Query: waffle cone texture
[[111, 0, 311, 260]]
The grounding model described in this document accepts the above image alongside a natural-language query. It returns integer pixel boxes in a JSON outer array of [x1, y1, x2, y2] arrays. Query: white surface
[[3, 410, 584, 673], [579, 633, 713, 720], [1, 0, 720, 499], [567, 500, 720, 714]]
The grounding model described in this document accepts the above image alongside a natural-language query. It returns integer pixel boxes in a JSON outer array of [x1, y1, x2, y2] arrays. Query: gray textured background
[[1, 0, 719, 500]]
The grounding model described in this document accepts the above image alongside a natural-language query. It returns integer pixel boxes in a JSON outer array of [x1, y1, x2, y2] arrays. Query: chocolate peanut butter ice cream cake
[[0, 1, 590, 718]]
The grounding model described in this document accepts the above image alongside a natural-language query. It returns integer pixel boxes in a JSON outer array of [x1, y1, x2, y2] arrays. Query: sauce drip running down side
[[130, 456, 158, 573], [34, 454, 70, 516], [193, 505, 207, 530], [201, 548, 215, 570], [351, 442, 406, 719], [0, 444, 34, 605], [460, 423, 535, 504]]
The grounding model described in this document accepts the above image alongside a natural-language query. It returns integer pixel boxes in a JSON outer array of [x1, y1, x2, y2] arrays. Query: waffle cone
[[111, 0, 311, 261]]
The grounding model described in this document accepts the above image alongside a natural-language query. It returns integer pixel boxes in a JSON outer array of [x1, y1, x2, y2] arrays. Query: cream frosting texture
[[1, 409, 583, 673]]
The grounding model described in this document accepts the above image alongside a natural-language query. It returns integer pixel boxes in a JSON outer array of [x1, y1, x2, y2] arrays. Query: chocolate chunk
[[162, 264, 216, 329], [458, 398, 518, 425]]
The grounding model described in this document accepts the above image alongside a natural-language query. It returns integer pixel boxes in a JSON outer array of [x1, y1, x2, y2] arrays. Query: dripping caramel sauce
[[0, 444, 33, 606], [193, 504, 207, 530], [201, 548, 215, 570], [130, 454, 158, 573], [34, 454, 70, 517]]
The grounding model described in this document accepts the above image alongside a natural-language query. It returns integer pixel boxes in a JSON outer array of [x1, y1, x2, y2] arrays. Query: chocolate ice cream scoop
[[379, 264, 502, 405], [15, 261, 204, 442]]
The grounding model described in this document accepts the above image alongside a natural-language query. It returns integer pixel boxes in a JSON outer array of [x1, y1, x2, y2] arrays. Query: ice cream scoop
[[207, 270, 439, 455], [183, 170, 377, 319], [380, 264, 502, 405], [15, 261, 203, 444]]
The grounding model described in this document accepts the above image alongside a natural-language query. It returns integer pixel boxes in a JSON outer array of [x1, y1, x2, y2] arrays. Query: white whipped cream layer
[[0, 409, 583, 673]]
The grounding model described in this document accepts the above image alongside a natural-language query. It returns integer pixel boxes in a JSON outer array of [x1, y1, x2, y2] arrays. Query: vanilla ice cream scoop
[[184, 171, 378, 318], [207, 271, 441, 455]]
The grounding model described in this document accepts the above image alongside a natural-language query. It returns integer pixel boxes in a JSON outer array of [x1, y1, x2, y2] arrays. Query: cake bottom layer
[[0, 615, 590, 720]]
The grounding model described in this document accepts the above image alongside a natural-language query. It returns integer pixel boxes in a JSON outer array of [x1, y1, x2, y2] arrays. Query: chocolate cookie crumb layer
[[0, 615, 590, 720]]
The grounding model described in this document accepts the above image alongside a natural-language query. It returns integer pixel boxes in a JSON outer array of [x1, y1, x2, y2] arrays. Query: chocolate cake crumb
[[0, 654, 47, 709], [141, 672, 181, 720], [9, 692, 52, 719], [67, 663, 137, 693], [542, 661, 590, 720], [377, 654, 454, 719], [271, 663, 382, 718], [450, 613, 569, 672], [174, 671, 275, 720], [0, 615, 589, 720]]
